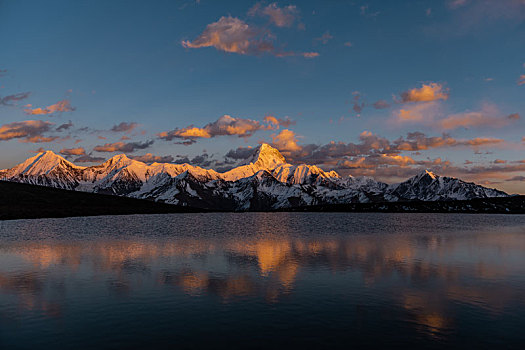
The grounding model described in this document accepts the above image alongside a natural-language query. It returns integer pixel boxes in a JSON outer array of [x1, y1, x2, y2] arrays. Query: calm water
[[1, 213, 525, 349]]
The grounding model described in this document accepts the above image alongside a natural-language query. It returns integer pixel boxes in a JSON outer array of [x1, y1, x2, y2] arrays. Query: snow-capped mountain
[[0, 144, 508, 210]]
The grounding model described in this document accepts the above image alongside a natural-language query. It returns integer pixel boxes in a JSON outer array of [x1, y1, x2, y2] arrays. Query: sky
[[0, 0, 524, 193]]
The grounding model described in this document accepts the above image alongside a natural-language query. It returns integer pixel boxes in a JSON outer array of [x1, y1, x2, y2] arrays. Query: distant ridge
[[0, 144, 508, 211]]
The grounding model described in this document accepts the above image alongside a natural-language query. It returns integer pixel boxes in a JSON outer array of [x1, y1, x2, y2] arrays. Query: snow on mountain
[[0, 145, 509, 210], [0, 151, 85, 190], [386, 170, 507, 201]]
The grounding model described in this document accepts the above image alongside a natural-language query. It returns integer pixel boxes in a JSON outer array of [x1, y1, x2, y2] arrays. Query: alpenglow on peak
[[247, 143, 286, 170]]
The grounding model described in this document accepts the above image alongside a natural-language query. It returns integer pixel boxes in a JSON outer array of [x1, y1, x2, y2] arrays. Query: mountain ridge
[[0, 144, 508, 210]]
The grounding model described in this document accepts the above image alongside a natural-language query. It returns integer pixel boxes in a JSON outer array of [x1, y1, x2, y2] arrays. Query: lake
[[1, 213, 525, 349]]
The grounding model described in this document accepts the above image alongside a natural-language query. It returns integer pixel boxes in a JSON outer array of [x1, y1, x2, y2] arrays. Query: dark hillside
[[0, 181, 203, 220]]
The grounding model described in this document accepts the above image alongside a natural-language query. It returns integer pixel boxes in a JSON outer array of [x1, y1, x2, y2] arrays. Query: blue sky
[[1, 0, 524, 193]]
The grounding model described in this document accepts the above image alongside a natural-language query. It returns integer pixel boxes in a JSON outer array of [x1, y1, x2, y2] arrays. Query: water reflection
[[0, 213, 525, 347]]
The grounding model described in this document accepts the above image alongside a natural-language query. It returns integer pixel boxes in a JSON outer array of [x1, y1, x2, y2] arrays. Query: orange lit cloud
[[263, 115, 295, 129], [0, 120, 53, 142], [400, 83, 449, 103], [439, 107, 519, 130], [182, 16, 274, 55], [24, 99, 75, 115], [518, 74, 525, 86], [395, 102, 519, 130], [396, 101, 441, 123], [59, 147, 86, 156], [182, 16, 316, 58], [158, 115, 267, 142], [20, 136, 60, 143], [270, 129, 301, 153]]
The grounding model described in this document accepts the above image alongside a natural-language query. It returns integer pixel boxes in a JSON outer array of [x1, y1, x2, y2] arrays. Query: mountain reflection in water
[[0, 213, 524, 348]]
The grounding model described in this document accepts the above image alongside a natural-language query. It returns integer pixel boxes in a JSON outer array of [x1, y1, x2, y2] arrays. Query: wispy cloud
[[394, 101, 519, 130], [131, 153, 175, 164], [182, 15, 317, 58], [74, 154, 105, 163], [352, 92, 365, 114], [24, 99, 75, 115], [0, 92, 31, 106], [56, 121, 73, 132], [182, 16, 275, 55], [314, 31, 333, 45], [111, 122, 139, 133], [506, 175, 525, 182], [93, 140, 154, 153], [248, 2, 298, 27], [438, 106, 519, 130], [373, 100, 390, 109]]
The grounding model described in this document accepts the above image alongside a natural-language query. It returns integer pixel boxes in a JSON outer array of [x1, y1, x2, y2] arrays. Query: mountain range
[[0, 144, 508, 210]]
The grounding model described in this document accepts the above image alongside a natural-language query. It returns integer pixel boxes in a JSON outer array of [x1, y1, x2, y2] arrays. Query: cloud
[[0, 92, 31, 106], [314, 31, 333, 44], [182, 16, 275, 56], [400, 83, 449, 103], [182, 16, 316, 58], [20, 136, 60, 143], [263, 130, 504, 170], [225, 146, 255, 160], [60, 147, 86, 156], [263, 115, 295, 129], [111, 122, 138, 133], [93, 140, 154, 153], [373, 100, 390, 109], [0, 120, 53, 142], [174, 153, 214, 167], [352, 92, 365, 114], [360, 4, 380, 18], [396, 101, 441, 123], [24, 99, 75, 115], [74, 154, 105, 163], [506, 176, 525, 182], [392, 132, 503, 151], [56, 121, 73, 132], [518, 74, 525, 86], [158, 115, 266, 142], [395, 102, 518, 130], [438, 106, 519, 130], [448, 0, 469, 9], [130, 153, 174, 163], [440, 0, 525, 34], [301, 52, 319, 58], [270, 129, 301, 154], [249, 2, 298, 27]]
